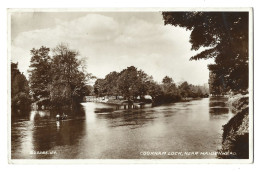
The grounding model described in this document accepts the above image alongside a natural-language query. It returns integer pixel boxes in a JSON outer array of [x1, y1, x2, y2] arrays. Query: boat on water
[[56, 114, 68, 121]]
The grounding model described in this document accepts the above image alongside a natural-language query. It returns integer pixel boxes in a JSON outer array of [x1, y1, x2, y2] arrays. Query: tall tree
[[147, 81, 163, 100], [11, 62, 31, 111], [161, 76, 177, 94], [135, 70, 153, 99], [162, 76, 173, 85], [162, 12, 249, 92], [94, 67, 153, 100], [117, 66, 139, 100], [94, 78, 107, 97], [28, 46, 52, 106], [179, 81, 191, 97], [104, 71, 120, 96], [50, 43, 87, 108]]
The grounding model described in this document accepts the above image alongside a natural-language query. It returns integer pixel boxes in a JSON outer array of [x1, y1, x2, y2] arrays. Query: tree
[[197, 88, 203, 97], [135, 70, 153, 99], [93, 72, 120, 97], [94, 78, 107, 97], [162, 76, 173, 84], [162, 12, 249, 92], [27, 44, 92, 110], [104, 71, 120, 96], [11, 62, 31, 111], [28, 46, 52, 106], [209, 71, 226, 96], [50, 43, 87, 108], [93, 66, 155, 101], [161, 76, 175, 93], [179, 81, 191, 97], [117, 66, 139, 100], [147, 81, 163, 99], [161, 76, 181, 102]]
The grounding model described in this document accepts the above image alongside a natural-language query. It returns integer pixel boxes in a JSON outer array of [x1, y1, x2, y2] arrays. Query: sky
[[11, 11, 214, 85]]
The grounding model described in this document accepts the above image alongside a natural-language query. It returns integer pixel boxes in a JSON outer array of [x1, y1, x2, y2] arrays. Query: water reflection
[[209, 101, 226, 107], [209, 108, 229, 115], [30, 111, 50, 121], [209, 97, 233, 121], [12, 98, 234, 159], [56, 121, 60, 130]]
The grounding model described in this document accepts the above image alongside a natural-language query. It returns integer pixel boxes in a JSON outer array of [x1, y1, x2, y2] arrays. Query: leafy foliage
[[50, 44, 86, 107], [93, 66, 209, 105], [29, 46, 52, 104], [11, 62, 31, 111], [162, 12, 249, 92], [28, 44, 92, 109]]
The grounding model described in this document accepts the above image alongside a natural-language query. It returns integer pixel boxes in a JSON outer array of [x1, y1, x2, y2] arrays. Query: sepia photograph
[[8, 8, 253, 163]]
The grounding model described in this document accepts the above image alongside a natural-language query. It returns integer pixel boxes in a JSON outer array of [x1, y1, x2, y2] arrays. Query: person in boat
[[62, 113, 67, 120], [56, 113, 60, 121]]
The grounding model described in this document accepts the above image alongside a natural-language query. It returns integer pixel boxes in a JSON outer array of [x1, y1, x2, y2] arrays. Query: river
[[11, 97, 234, 159]]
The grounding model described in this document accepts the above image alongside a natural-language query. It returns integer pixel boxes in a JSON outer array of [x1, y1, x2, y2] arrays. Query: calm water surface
[[11, 97, 234, 159]]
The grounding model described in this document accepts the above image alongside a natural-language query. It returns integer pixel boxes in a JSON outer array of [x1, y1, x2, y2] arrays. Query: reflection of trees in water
[[209, 108, 229, 115], [209, 97, 231, 118], [31, 120, 86, 159], [94, 106, 156, 128], [12, 103, 85, 122], [11, 109, 31, 159], [209, 97, 228, 102], [49, 104, 85, 118], [11, 108, 31, 121], [209, 101, 226, 107], [29, 106, 86, 158], [30, 111, 51, 121]]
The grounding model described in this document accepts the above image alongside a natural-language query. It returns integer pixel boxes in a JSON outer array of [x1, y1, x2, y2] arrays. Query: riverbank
[[86, 97, 203, 106], [219, 94, 249, 159]]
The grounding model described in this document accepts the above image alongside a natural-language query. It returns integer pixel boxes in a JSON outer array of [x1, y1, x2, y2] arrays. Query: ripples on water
[[11, 98, 234, 159]]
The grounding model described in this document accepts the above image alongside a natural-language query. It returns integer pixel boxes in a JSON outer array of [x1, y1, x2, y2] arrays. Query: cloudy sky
[[11, 11, 213, 85]]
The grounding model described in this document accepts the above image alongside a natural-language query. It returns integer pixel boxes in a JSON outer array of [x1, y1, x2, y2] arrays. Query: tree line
[[93, 66, 208, 105]]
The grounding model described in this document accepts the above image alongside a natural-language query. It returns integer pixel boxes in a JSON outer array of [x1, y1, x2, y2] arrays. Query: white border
[[7, 7, 253, 164]]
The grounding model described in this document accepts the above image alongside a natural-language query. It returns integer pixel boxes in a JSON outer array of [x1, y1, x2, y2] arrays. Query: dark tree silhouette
[[28, 46, 52, 106], [28, 44, 91, 110], [162, 12, 249, 92], [50, 44, 87, 108], [11, 62, 31, 111]]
